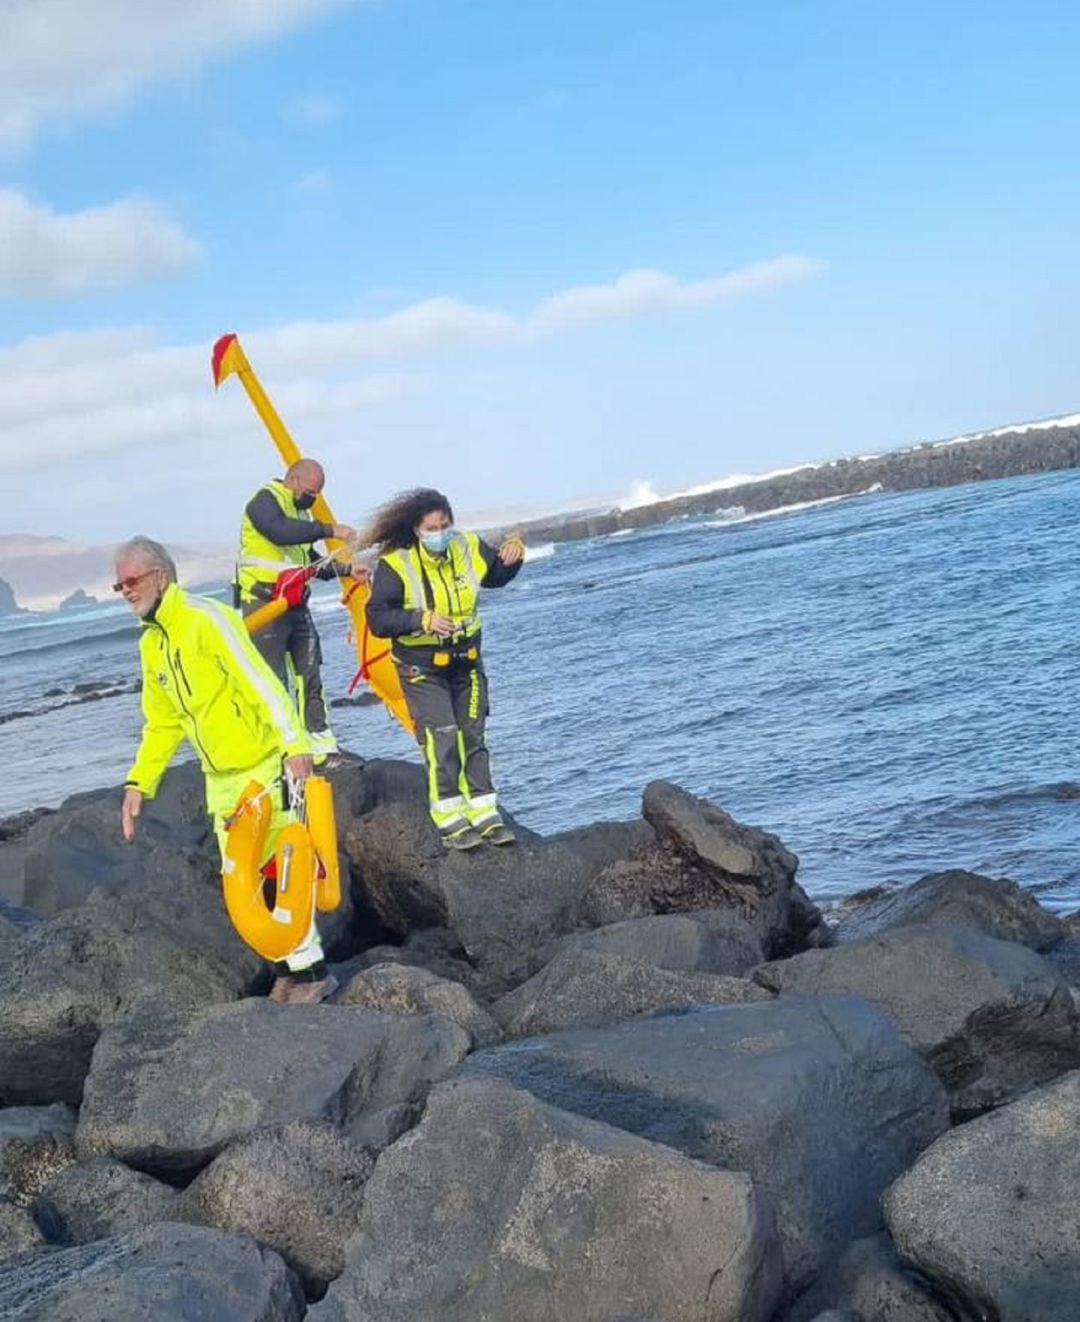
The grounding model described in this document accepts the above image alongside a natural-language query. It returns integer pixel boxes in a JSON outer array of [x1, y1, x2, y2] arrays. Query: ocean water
[[3, 469, 1080, 912]]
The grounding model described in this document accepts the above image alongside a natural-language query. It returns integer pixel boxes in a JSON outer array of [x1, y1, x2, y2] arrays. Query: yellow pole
[[212, 334, 343, 549], [242, 596, 289, 635]]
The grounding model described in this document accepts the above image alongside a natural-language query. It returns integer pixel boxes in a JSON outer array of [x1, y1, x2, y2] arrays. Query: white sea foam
[[703, 485, 882, 528], [525, 542, 555, 560], [936, 411, 1080, 447], [613, 464, 816, 513]]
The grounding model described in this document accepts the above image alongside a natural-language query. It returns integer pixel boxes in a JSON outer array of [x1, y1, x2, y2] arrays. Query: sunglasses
[[112, 569, 160, 593]]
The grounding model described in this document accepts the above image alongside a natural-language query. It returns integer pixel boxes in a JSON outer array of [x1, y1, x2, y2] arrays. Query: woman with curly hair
[[364, 488, 525, 849]]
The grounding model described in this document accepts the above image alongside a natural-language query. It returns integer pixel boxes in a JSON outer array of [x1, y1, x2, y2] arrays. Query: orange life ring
[[221, 780, 316, 961]]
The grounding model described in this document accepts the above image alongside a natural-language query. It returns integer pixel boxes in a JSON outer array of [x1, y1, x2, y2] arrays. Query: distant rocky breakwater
[[496, 420, 1080, 546], [1, 758, 1079, 1320]]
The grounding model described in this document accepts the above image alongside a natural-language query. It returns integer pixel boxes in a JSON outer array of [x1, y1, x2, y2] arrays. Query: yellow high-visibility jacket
[[125, 583, 311, 797]]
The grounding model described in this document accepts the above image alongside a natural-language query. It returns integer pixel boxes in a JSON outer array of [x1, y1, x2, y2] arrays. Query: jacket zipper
[[175, 650, 194, 696]]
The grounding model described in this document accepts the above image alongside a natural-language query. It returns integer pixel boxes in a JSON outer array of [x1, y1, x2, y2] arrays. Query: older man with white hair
[[115, 534, 336, 1004]]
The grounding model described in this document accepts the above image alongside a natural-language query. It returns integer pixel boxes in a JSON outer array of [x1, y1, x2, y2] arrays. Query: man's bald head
[[285, 458, 325, 492]]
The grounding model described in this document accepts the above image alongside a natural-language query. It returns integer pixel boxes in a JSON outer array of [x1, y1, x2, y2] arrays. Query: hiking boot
[[285, 974, 339, 1005], [267, 973, 339, 1004], [480, 820, 516, 846], [442, 824, 484, 851]]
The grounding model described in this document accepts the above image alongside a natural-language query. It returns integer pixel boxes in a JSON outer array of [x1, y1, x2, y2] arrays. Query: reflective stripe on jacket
[[237, 480, 312, 601], [126, 582, 311, 797], [382, 532, 487, 647]]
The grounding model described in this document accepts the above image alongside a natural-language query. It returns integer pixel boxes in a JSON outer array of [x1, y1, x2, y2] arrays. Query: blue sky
[[2, 0, 1080, 544]]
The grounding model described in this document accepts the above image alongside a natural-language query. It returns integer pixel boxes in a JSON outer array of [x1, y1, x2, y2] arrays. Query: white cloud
[[0, 254, 823, 475], [0, 189, 200, 298], [528, 256, 825, 332], [286, 93, 341, 125], [0, 0, 362, 150]]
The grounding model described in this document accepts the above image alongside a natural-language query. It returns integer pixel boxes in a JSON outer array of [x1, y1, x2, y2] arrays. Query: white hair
[[114, 536, 177, 582]]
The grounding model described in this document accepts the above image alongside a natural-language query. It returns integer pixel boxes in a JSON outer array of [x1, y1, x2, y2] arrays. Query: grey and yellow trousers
[[396, 649, 502, 838]]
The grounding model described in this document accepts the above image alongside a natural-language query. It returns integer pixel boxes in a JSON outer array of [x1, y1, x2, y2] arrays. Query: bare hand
[[429, 613, 455, 637], [121, 788, 143, 842], [285, 754, 314, 782], [348, 565, 372, 586], [331, 524, 357, 544], [498, 536, 525, 565]]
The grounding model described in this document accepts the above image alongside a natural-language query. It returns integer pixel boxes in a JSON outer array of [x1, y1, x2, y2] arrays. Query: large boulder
[[177, 1120, 373, 1295], [579, 782, 828, 957], [541, 909, 764, 975], [491, 949, 771, 1038], [15, 764, 214, 916], [464, 997, 948, 1296], [0, 890, 262, 1106], [329, 757, 429, 828], [335, 963, 501, 1047], [0, 1104, 77, 1205], [753, 926, 1080, 1115], [345, 799, 604, 988], [310, 1076, 782, 1322], [833, 869, 1063, 951], [345, 782, 821, 987], [336, 927, 490, 999], [782, 1233, 958, 1321], [885, 1069, 1080, 1322], [0, 1222, 305, 1320], [76, 999, 469, 1178], [31, 1157, 179, 1245]]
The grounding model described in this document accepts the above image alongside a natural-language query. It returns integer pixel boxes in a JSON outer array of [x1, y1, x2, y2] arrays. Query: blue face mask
[[419, 528, 453, 555]]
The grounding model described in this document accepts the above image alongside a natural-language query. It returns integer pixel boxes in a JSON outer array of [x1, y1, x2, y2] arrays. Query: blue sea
[[3, 469, 1080, 912]]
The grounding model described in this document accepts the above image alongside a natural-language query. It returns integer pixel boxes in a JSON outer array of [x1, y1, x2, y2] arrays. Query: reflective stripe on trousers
[[401, 662, 499, 831]]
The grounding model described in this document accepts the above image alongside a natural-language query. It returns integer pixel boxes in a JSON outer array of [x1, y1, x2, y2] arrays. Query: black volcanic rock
[[58, 589, 97, 612]]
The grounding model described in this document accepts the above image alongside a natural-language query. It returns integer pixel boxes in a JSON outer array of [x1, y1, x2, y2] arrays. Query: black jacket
[[246, 488, 342, 582], [366, 537, 521, 644]]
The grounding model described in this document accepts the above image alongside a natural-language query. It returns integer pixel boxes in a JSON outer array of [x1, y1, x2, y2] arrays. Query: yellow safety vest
[[236, 480, 312, 603], [126, 583, 311, 797], [383, 532, 487, 647]]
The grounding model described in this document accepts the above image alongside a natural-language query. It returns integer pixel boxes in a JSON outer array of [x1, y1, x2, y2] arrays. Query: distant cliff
[[504, 422, 1080, 546]]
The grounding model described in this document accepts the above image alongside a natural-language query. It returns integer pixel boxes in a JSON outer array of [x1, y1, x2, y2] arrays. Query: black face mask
[[295, 492, 317, 510]]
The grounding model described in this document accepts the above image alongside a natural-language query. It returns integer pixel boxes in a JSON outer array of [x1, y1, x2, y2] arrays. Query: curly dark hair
[[361, 488, 454, 553]]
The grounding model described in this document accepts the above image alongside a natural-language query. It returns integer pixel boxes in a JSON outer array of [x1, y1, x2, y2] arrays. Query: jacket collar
[[143, 580, 183, 630]]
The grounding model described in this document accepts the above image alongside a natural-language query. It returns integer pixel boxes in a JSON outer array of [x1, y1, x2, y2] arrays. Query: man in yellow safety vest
[[237, 458, 358, 763]]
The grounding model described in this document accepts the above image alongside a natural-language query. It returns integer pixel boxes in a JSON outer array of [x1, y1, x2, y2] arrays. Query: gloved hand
[[272, 566, 317, 607]]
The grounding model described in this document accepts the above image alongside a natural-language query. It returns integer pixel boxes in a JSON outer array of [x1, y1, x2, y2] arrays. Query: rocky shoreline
[[0, 756, 1078, 1319]]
